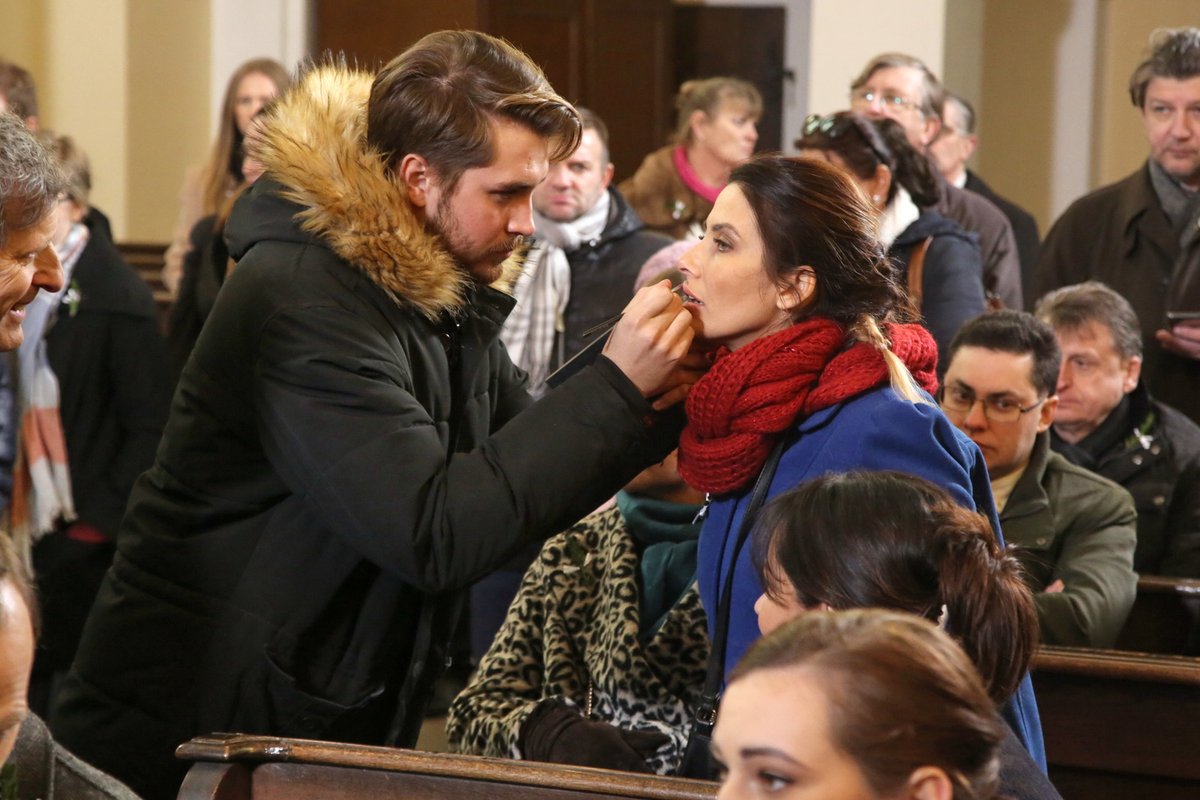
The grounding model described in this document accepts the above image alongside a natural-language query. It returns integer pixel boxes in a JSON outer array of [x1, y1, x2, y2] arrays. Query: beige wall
[[1095, 0, 1199, 186], [127, 1, 211, 242]]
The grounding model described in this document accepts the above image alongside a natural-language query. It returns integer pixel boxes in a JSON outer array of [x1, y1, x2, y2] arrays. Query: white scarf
[[501, 191, 611, 396], [877, 186, 921, 249]]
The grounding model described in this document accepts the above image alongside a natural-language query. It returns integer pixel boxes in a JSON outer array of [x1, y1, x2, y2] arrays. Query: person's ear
[[397, 154, 433, 209], [600, 161, 615, 189], [905, 766, 953, 800], [777, 266, 816, 313], [689, 109, 709, 142], [1037, 394, 1059, 433], [869, 163, 892, 209], [919, 114, 942, 149], [1122, 356, 1143, 394], [961, 132, 979, 161]]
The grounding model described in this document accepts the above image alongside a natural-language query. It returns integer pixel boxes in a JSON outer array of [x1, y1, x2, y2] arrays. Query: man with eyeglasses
[[849, 53, 1023, 310], [941, 310, 1137, 648]]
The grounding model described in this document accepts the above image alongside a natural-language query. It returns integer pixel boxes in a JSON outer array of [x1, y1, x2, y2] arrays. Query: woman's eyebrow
[[711, 222, 740, 239]]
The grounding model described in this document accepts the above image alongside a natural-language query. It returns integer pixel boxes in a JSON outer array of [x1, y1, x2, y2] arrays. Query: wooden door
[[673, 4, 787, 154]]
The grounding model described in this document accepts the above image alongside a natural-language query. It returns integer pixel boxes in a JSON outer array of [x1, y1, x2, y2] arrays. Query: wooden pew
[[1114, 575, 1200, 655], [176, 733, 719, 800], [1032, 645, 1200, 800]]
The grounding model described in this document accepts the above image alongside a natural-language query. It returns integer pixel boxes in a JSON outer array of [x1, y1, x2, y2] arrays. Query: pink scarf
[[672, 146, 723, 204]]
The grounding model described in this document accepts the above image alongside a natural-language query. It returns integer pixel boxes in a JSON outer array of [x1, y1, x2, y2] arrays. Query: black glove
[[519, 699, 671, 773]]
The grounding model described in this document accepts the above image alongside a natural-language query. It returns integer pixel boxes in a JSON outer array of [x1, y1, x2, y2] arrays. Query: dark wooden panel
[[314, 0, 485, 70], [486, 0, 585, 102], [585, 0, 674, 179], [673, 5, 787, 153], [1032, 646, 1200, 798], [1115, 575, 1200, 655]]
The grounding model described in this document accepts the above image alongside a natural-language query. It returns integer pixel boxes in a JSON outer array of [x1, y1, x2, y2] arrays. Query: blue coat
[[696, 386, 1045, 767]]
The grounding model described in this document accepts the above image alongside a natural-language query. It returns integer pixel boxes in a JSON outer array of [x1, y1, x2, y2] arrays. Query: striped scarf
[[10, 222, 88, 541]]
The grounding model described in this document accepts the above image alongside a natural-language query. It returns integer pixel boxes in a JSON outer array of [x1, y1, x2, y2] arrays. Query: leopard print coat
[[446, 505, 710, 774]]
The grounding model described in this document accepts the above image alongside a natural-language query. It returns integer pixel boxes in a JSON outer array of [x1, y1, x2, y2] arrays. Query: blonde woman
[[162, 58, 289, 295]]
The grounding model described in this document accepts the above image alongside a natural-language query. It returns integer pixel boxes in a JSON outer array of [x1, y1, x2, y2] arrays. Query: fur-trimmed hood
[[247, 63, 522, 319]]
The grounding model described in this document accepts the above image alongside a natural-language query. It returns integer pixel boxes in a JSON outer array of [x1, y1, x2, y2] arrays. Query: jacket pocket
[[259, 650, 387, 739]]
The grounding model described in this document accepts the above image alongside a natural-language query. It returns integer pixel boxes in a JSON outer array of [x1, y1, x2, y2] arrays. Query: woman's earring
[[871, 194, 882, 204]]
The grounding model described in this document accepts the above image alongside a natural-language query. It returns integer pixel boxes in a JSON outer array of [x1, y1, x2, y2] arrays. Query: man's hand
[[1156, 320, 1200, 360], [603, 281, 695, 398], [1044, 579, 1065, 594], [648, 350, 710, 411]]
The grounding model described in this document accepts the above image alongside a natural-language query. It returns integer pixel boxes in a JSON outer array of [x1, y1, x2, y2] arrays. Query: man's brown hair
[[1129, 27, 1200, 108], [0, 60, 37, 121], [367, 30, 580, 194]]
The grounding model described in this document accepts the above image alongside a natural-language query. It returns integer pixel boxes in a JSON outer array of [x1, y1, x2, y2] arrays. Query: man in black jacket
[[1037, 281, 1200, 576], [501, 107, 673, 398], [53, 32, 697, 800]]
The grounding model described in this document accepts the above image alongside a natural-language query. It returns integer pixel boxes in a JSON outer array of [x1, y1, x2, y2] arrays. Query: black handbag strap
[[693, 435, 789, 726]]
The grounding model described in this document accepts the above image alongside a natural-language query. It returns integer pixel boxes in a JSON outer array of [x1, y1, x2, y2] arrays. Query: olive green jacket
[[1001, 433, 1138, 647]]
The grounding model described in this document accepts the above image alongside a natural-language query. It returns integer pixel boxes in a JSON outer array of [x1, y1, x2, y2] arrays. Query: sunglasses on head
[[800, 113, 892, 167]]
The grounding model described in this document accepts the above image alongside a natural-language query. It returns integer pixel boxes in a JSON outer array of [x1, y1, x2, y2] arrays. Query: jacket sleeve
[[918, 234, 986, 370], [1159, 459, 1200, 577], [1035, 484, 1139, 647], [446, 537, 561, 758], [252, 304, 680, 593], [1033, 201, 1093, 304], [980, 216, 1024, 310]]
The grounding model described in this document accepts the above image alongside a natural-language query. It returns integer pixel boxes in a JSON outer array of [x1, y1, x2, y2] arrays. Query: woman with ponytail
[[674, 155, 1042, 766], [796, 111, 986, 372], [751, 471, 1059, 798]]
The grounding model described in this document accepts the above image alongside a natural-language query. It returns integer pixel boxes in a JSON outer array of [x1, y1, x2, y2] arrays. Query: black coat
[[557, 188, 673, 365], [31, 231, 171, 678], [964, 170, 1041, 308], [45, 232, 171, 539], [1052, 382, 1200, 576], [889, 208, 986, 374], [53, 65, 681, 800]]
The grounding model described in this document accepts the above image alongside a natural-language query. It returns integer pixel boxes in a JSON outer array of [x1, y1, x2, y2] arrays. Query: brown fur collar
[[255, 63, 523, 319]]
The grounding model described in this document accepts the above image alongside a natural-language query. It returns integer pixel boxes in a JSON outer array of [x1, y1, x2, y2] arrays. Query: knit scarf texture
[[11, 223, 88, 541], [500, 192, 611, 397], [679, 317, 938, 495]]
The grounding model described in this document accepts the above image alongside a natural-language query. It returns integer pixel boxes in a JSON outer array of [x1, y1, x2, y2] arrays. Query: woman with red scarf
[[675, 155, 1044, 766]]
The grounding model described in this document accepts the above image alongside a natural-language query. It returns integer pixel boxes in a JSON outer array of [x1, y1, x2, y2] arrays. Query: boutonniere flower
[[63, 279, 82, 318]]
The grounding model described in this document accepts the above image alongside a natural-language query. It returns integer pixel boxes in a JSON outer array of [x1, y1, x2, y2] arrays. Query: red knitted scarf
[[678, 317, 938, 495]]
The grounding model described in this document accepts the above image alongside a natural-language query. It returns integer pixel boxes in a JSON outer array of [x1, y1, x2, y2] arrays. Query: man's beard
[[431, 202, 522, 284]]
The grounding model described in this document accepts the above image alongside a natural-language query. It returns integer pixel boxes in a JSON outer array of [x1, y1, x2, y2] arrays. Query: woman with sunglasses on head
[[674, 154, 1043, 768], [751, 471, 1060, 799], [797, 112, 985, 374], [715, 609, 1010, 800]]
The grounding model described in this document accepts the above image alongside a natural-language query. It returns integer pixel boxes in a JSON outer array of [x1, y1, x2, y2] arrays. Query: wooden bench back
[[176, 734, 719, 800], [1114, 575, 1200, 655], [1033, 645, 1200, 799]]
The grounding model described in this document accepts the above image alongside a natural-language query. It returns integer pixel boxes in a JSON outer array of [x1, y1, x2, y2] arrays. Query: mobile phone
[[1167, 311, 1200, 322]]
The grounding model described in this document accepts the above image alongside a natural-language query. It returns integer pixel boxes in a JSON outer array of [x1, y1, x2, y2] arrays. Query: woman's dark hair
[[751, 470, 1037, 702], [794, 111, 940, 207], [730, 609, 1003, 800], [730, 154, 920, 398]]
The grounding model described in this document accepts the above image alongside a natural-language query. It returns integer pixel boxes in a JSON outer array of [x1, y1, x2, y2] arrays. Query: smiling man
[[53, 31, 697, 800], [0, 114, 64, 349], [941, 310, 1137, 648], [1038, 28, 1200, 424]]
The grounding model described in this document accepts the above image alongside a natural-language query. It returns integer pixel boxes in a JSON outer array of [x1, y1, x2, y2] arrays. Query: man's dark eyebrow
[[490, 181, 537, 193]]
